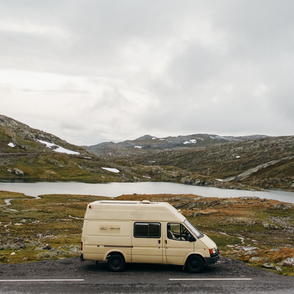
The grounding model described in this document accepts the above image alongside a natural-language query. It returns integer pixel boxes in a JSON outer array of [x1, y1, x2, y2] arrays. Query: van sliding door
[[132, 222, 163, 264]]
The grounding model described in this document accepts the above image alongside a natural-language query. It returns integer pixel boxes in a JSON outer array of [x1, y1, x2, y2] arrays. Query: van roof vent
[[142, 200, 151, 204]]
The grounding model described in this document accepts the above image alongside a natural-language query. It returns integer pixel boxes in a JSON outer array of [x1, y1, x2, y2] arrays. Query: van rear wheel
[[186, 255, 204, 273], [107, 254, 125, 272]]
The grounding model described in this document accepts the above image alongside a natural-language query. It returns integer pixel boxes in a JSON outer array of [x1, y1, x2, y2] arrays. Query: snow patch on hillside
[[184, 139, 197, 144], [37, 139, 80, 155], [101, 167, 120, 173]]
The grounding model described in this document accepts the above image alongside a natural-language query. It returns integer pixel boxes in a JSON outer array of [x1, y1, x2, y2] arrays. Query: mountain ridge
[[83, 133, 267, 158], [1, 114, 294, 192], [83, 132, 294, 192]]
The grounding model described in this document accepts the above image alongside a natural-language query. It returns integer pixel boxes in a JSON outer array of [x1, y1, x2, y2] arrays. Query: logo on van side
[[99, 225, 120, 234]]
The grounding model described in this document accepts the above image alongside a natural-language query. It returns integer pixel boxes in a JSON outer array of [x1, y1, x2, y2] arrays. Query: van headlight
[[209, 248, 217, 255]]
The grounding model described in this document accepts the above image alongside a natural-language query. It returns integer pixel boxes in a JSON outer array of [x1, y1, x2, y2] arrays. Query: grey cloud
[[1, 1, 294, 144]]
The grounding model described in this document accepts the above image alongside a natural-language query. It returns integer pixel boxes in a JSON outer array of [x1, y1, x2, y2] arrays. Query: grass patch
[[118, 193, 294, 275], [0, 191, 108, 263], [1, 191, 294, 275]]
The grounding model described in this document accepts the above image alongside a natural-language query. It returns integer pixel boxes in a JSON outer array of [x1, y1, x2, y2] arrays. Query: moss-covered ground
[[117, 193, 294, 276], [0, 191, 108, 263], [1, 191, 294, 275]]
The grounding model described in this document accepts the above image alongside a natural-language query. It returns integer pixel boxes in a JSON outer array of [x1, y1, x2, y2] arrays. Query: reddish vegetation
[[117, 193, 294, 275]]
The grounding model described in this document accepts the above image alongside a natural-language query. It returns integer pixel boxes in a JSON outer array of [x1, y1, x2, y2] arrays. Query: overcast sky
[[1, 0, 294, 145]]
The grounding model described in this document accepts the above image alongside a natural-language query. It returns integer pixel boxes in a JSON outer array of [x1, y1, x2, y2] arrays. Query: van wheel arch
[[185, 254, 205, 273], [107, 253, 125, 272]]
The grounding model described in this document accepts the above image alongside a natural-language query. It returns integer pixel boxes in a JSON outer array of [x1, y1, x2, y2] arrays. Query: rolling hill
[[0, 115, 135, 182], [84, 133, 294, 191], [1, 114, 294, 192]]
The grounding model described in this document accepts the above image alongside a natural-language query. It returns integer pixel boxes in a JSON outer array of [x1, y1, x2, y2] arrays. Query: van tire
[[186, 255, 204, 273], [107, 254, 125, 272]]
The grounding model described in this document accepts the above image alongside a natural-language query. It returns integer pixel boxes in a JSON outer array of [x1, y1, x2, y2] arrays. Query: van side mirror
[[188, 234, 196, 242]]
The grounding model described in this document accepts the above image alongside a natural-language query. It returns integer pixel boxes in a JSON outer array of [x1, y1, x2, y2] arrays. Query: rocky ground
[[1, 191, 294, 276]]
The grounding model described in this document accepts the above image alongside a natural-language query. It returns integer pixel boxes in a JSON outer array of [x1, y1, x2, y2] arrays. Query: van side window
[[134, 222, 161, 238], [167, 223, 190, 241]]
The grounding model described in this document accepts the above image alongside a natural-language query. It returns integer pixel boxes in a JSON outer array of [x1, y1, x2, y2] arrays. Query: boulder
[[239, 245, 259, 251], [174, 202, 186, 209], [281, 257, 294, 266], [274, 203, 292, 210], [262, 222, 280, 229], [270, 248, 281, 252], [263, 263, 274, 268], [193, 211, 215, 217], [43, 243, 51, 250], [244, 250, 258, 256], [7, 168, 25, 176], [14, 168, 24, 176]]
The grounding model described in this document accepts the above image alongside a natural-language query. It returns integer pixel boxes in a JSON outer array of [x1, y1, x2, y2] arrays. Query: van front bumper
[[204, 254, 219, 265]]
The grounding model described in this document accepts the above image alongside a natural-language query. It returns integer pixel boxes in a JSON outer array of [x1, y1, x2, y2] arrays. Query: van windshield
[[184, 220, 204, 238]]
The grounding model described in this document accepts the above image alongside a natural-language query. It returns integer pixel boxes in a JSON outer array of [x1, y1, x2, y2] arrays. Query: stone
[[281, 257, 294, 266], [275, 266, 282, 271], [263, 263, 274, 268], [240, 245, 259, 251], [174, 202, 186, 209], [274, 203, 292, 210], [262, 222, 279, 229], [69, 245, 80, 253], [43, 243, 51, 250], [193, 211, 215, 217], [244, 250, 257, 256], [270, 248, 281, 252], [14, 168, 24, 176]]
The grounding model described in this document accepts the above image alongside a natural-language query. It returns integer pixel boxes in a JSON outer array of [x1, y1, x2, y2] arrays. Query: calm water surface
[[1, 181, 294, 203]]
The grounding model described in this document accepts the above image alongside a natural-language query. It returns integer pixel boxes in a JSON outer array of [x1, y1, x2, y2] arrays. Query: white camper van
[[80, 200, 219, 272]]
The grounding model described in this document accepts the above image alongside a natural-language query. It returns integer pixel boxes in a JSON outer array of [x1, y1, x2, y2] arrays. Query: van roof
[[84, 200, 186, 222]]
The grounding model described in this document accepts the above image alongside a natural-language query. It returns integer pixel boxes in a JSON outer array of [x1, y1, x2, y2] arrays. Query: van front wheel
[[186, 255, 204, 273], [107, 254, 125, 272]]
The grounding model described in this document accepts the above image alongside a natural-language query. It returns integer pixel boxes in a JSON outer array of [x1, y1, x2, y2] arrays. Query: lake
[[1, 181, 294, 203]]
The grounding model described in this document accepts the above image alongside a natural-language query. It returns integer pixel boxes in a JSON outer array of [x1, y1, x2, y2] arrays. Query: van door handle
[[158, 240, 161, 244]]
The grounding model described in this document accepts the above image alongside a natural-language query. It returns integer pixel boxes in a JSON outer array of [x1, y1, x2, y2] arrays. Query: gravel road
[[0, 257, 279, 278]]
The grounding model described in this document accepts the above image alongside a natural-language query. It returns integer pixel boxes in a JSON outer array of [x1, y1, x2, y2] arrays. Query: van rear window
[[134, 222, 161, 238]]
